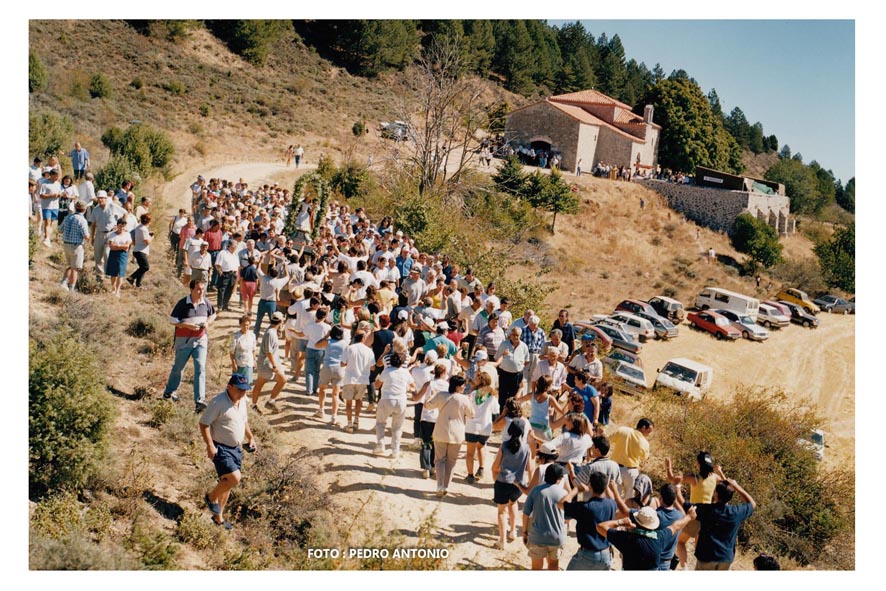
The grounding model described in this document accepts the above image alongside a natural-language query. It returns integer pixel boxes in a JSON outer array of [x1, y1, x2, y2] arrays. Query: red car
[[687, 311, 742, 341]]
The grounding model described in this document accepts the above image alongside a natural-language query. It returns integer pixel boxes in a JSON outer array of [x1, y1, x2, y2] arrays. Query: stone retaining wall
[[640, 179, 794, 235]]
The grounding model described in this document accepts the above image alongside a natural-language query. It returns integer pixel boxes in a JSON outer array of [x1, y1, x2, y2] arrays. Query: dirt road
[[164, 162, 854, 569]]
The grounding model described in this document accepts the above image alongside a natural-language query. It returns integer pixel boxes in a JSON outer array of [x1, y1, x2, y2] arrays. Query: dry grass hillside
[[510, 173, 815, 321], [29, 20, 522, 171]]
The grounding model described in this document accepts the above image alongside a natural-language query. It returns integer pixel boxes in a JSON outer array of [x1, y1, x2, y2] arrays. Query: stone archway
[[768, 211, 778, 232], [778, 210, 788, 235]]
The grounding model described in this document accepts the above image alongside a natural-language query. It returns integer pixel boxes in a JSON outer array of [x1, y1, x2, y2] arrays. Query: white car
[[607, 312, 656, 342], [756, 303, 790, 329], [715, 309, 770, 341]]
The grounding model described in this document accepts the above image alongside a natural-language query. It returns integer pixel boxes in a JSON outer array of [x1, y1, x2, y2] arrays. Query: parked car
[[379, 120, 413, 142], [762, 300, 792, 318], [609, 361, 648, 396], [635, 311, 679, 340], [686, 311, 742, 340], [590, 321, 642, 354], [779, 301, 820, 328], [654, 358, 713, 401], [695, 287, 760, 320], [798, 429, 826, 461], [756, 303, 790, 329], [715, 309, 769, 341], [572, 321, 614, 351], [615, 299, 659, 318], [646, 295, 686, 324], [776, 288, 820, 315], [608, 312, 656, 342], [603, 348, 643, 369], [813, 294, 855, 314]]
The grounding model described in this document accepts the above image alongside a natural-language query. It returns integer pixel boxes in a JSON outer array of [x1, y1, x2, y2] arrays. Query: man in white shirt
[[303, 305, 330, 398], [214, 240, 241, 312], [341, 331, 376, 432], [78, 172, 96, 205]]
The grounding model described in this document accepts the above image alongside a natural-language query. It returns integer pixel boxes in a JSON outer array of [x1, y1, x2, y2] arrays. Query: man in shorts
[[252, 311, 287, 412], [38, 168, 63, 246], [59, 201, 89, 291], [522, 463, 569, 570], [199, 373, 256, 531], [341, 330, 375, 432]]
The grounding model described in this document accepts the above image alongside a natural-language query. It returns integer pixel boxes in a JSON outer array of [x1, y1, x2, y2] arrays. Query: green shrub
[[101, 122, 175, 178], [29, 110, 75, 159], [89, 73, 113, 99], [332, 163, 372, 199], [130, 76, 144, 90], [646, 387, 854, 565], [128, 522, 179, 570], [29, 50, 48, 93], [30, 492, 83, 539], [29, 334, 115, 500], [148, 399, 176, 428], [176, 510, 219, 549], [207, 20, 293, 66], [163, 79, 186, 95], [94, 155, 140, 194], [199, 103, 210, 117], [729, 213, 783, 270], [814, 223, 854, 293]]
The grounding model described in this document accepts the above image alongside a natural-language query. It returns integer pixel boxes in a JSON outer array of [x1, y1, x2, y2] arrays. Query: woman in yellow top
[[666, 451, 723, 569]]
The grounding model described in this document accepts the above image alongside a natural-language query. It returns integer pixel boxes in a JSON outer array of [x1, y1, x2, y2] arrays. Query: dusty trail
[[161, 160, 854, 568]]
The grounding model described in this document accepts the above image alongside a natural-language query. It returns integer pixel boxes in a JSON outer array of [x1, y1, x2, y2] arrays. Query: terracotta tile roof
[[550, 89, 635, 111], [546, 101, 646, 143], [613, 109, 645, 125]]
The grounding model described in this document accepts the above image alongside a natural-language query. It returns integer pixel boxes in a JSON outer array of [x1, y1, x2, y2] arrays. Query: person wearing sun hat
[[596, 501, 696, 570], [199, 373, 256, 531]]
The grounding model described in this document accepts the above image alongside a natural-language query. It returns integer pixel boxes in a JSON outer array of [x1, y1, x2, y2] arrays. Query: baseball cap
[[228, 373, 251, 390], [271, 311, 285, 324], [472, 349, 488, 362]]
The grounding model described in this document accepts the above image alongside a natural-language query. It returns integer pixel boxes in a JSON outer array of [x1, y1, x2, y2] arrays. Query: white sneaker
[[60, 280, 69, 289], [373, 445, 387, 456], [43, 239, 51, 246]]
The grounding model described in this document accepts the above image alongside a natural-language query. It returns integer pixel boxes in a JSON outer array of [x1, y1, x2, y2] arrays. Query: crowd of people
[[30, 146, 765, 569], [29, 145, 156, 297], [158, 172, 765, 570]]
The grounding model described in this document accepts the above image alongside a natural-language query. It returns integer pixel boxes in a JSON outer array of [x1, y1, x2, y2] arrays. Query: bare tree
[[390, 35, 486, 198]]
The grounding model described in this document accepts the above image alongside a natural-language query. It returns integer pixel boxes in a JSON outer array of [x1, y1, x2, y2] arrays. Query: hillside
[[28, 20, 853, 572], [29, 21, 523, 172]]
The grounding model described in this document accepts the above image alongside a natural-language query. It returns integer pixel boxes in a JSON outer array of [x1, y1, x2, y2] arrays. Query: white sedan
[[715, 309, 770, 341]]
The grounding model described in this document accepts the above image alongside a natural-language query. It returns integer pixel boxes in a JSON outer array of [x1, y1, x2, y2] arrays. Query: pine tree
[[492, 155, 528, 196]]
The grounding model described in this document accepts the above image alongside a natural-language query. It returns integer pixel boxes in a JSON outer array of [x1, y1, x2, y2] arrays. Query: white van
[[608, 312, 656, 342], [695, 287, 760, 320], [655, 358, 713, 401]]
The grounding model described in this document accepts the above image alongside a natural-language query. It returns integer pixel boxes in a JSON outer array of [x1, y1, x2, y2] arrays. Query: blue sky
[[550, 20, 855, 183]]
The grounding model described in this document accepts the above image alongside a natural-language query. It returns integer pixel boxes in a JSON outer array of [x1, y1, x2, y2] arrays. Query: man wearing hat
[[37, 168, 63, 245], [88, 190, 125, 280], [596, 501, 696, 570], [59, 200, 90, 291], [252, 310, 287, 412], [164, 279, 216, 412], [199, 373, 256, 531]]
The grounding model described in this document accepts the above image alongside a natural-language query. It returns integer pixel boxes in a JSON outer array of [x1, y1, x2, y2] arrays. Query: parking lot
[[639, 312, 855, 468]]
